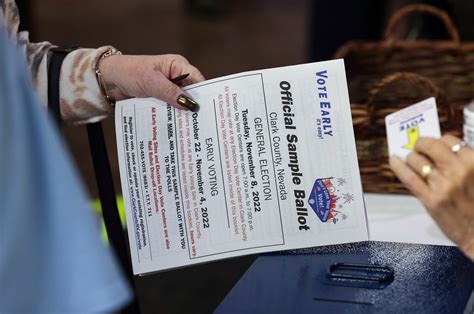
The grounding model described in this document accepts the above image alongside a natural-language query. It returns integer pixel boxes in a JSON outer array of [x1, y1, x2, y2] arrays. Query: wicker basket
[[334, 4, 474, 194]]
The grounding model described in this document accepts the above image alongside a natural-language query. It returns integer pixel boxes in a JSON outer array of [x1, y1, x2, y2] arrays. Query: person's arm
[[390, 135, 474, 261], [0, 0, 204, 124], [1, 0, 115, 123]]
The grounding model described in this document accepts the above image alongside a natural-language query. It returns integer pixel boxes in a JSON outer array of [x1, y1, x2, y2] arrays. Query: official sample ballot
[[115, 60, 369, 274]]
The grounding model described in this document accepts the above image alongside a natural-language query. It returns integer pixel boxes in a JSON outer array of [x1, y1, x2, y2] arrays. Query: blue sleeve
[[0, 30, 132, 313]]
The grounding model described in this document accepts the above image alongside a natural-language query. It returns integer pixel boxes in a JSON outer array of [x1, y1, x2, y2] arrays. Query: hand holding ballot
[[387, 100, 474, 261], [99, 54, 205, 111]]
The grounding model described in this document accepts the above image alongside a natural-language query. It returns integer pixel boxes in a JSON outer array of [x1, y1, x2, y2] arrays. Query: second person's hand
[[389, 135, 474, 260]]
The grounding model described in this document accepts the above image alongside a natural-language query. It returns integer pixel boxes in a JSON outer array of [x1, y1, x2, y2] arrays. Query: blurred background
[[17, 0, 474, 312]]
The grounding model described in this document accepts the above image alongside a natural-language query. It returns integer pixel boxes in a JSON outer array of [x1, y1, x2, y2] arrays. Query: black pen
[[171, 73, 190, 84]]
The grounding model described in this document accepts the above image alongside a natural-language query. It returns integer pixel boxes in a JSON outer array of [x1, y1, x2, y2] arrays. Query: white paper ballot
[[115, 60, 370, 274], [385, 97, 441, 160]]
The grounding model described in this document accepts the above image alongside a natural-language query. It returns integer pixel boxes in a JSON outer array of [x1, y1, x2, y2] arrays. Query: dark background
[[18, 0, 474, 312]]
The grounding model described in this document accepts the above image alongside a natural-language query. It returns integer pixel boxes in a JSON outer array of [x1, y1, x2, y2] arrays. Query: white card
[[385, 97, 441, 160]]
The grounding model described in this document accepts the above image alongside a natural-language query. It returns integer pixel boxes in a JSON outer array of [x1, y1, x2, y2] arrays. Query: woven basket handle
[[367, 72, 444, 124], [384, 4, 460, 43]]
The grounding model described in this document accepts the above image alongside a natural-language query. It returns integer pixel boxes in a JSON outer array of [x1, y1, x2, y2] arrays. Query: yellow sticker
[[403, 125, 420, 149]]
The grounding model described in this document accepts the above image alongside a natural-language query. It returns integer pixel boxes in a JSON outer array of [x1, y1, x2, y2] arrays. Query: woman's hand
[[98, 54, 205, 111], [389, 135, 474, 260]]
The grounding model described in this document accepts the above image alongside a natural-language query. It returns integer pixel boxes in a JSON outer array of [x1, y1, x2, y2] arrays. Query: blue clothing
[[0, 30, 131, 312]]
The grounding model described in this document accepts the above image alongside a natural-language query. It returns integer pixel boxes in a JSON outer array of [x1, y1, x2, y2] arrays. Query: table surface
[[364, 193, 453, 246]]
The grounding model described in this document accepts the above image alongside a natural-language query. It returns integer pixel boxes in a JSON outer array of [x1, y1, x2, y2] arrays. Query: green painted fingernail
[[177, 94, 199, 112]]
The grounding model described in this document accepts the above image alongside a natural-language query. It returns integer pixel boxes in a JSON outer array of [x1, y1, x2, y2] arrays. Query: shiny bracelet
[[95, 48, 122, 106]]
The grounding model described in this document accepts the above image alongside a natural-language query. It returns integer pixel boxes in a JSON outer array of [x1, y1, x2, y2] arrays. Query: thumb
[[152, 74, 200, 111]]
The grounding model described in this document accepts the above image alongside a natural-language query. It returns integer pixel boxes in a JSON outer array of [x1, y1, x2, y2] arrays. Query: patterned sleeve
[[0, 0, 114, 124]]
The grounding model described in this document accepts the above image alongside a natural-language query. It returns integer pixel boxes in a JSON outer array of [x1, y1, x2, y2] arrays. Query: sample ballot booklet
[[115, 60, 369, 275]]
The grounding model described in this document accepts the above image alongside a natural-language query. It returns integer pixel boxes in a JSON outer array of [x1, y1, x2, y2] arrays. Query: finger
[[405, 151, 444, 187], [439, 134, 473, 164], [389, 155, 431, 199], [149, 72, 200, 111], [167, 56, 205, 85], [414, 137, 458, 167]]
